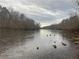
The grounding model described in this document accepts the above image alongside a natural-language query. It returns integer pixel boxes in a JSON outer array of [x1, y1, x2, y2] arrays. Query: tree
[[73, 0, 79, 15], [0, 5, 40, 29]]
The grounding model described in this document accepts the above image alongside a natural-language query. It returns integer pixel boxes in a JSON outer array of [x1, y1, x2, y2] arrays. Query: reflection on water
[[0, 29, 35, 54], [0, 29, 78, 59]]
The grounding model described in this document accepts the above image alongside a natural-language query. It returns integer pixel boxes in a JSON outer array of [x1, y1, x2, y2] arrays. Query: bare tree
[[73, 0, 79, 15], [0, 6, 40, 29]]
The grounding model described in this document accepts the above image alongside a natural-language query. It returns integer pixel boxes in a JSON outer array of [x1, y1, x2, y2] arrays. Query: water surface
[[0, 29, 78, 59]]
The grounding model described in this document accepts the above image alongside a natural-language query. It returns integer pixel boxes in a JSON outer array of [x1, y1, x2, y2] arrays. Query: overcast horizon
[[0, 0, 77, 27]]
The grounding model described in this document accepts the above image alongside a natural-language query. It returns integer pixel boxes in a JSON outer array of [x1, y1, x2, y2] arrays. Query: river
[[0, 29, 78, 59]]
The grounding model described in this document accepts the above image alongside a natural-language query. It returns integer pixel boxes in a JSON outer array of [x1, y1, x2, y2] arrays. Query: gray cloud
[[0, 0, 76, 27]]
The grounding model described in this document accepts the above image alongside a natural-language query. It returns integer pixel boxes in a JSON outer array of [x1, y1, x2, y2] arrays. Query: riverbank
[[69, 30, 79, 44], [71, 31, 79, 59]]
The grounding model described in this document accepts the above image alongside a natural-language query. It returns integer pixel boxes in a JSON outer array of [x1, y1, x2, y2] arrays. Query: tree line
[[43, 0, 79, 31], [0, 6, 40, 30], [43, 15, 79, 31]]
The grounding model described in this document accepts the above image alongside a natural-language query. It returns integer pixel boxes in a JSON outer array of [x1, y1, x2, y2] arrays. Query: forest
[[0, 6, 40, 30], [43, 15, 79, 31]]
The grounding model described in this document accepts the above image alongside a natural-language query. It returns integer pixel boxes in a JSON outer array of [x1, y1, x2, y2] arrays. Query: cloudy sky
[[0, 0, 76, 27]]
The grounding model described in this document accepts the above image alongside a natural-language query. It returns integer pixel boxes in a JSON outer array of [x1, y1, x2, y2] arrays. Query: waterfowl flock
[[36, 34, 67, 50]]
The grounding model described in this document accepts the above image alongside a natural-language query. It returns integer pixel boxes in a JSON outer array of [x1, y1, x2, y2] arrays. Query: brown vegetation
[[43, 15, 79, 30], [43, 15, 79, 44], [0, 6, 40, 30]]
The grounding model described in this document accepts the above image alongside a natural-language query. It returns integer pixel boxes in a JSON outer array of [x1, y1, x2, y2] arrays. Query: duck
[[36, 47, 39, 50], [54, 34, 55, 36], [62, 42, 67, 46], [53, 45, 57, 49], [47, 34, 48, 37], [50, 34, 51, 36]]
